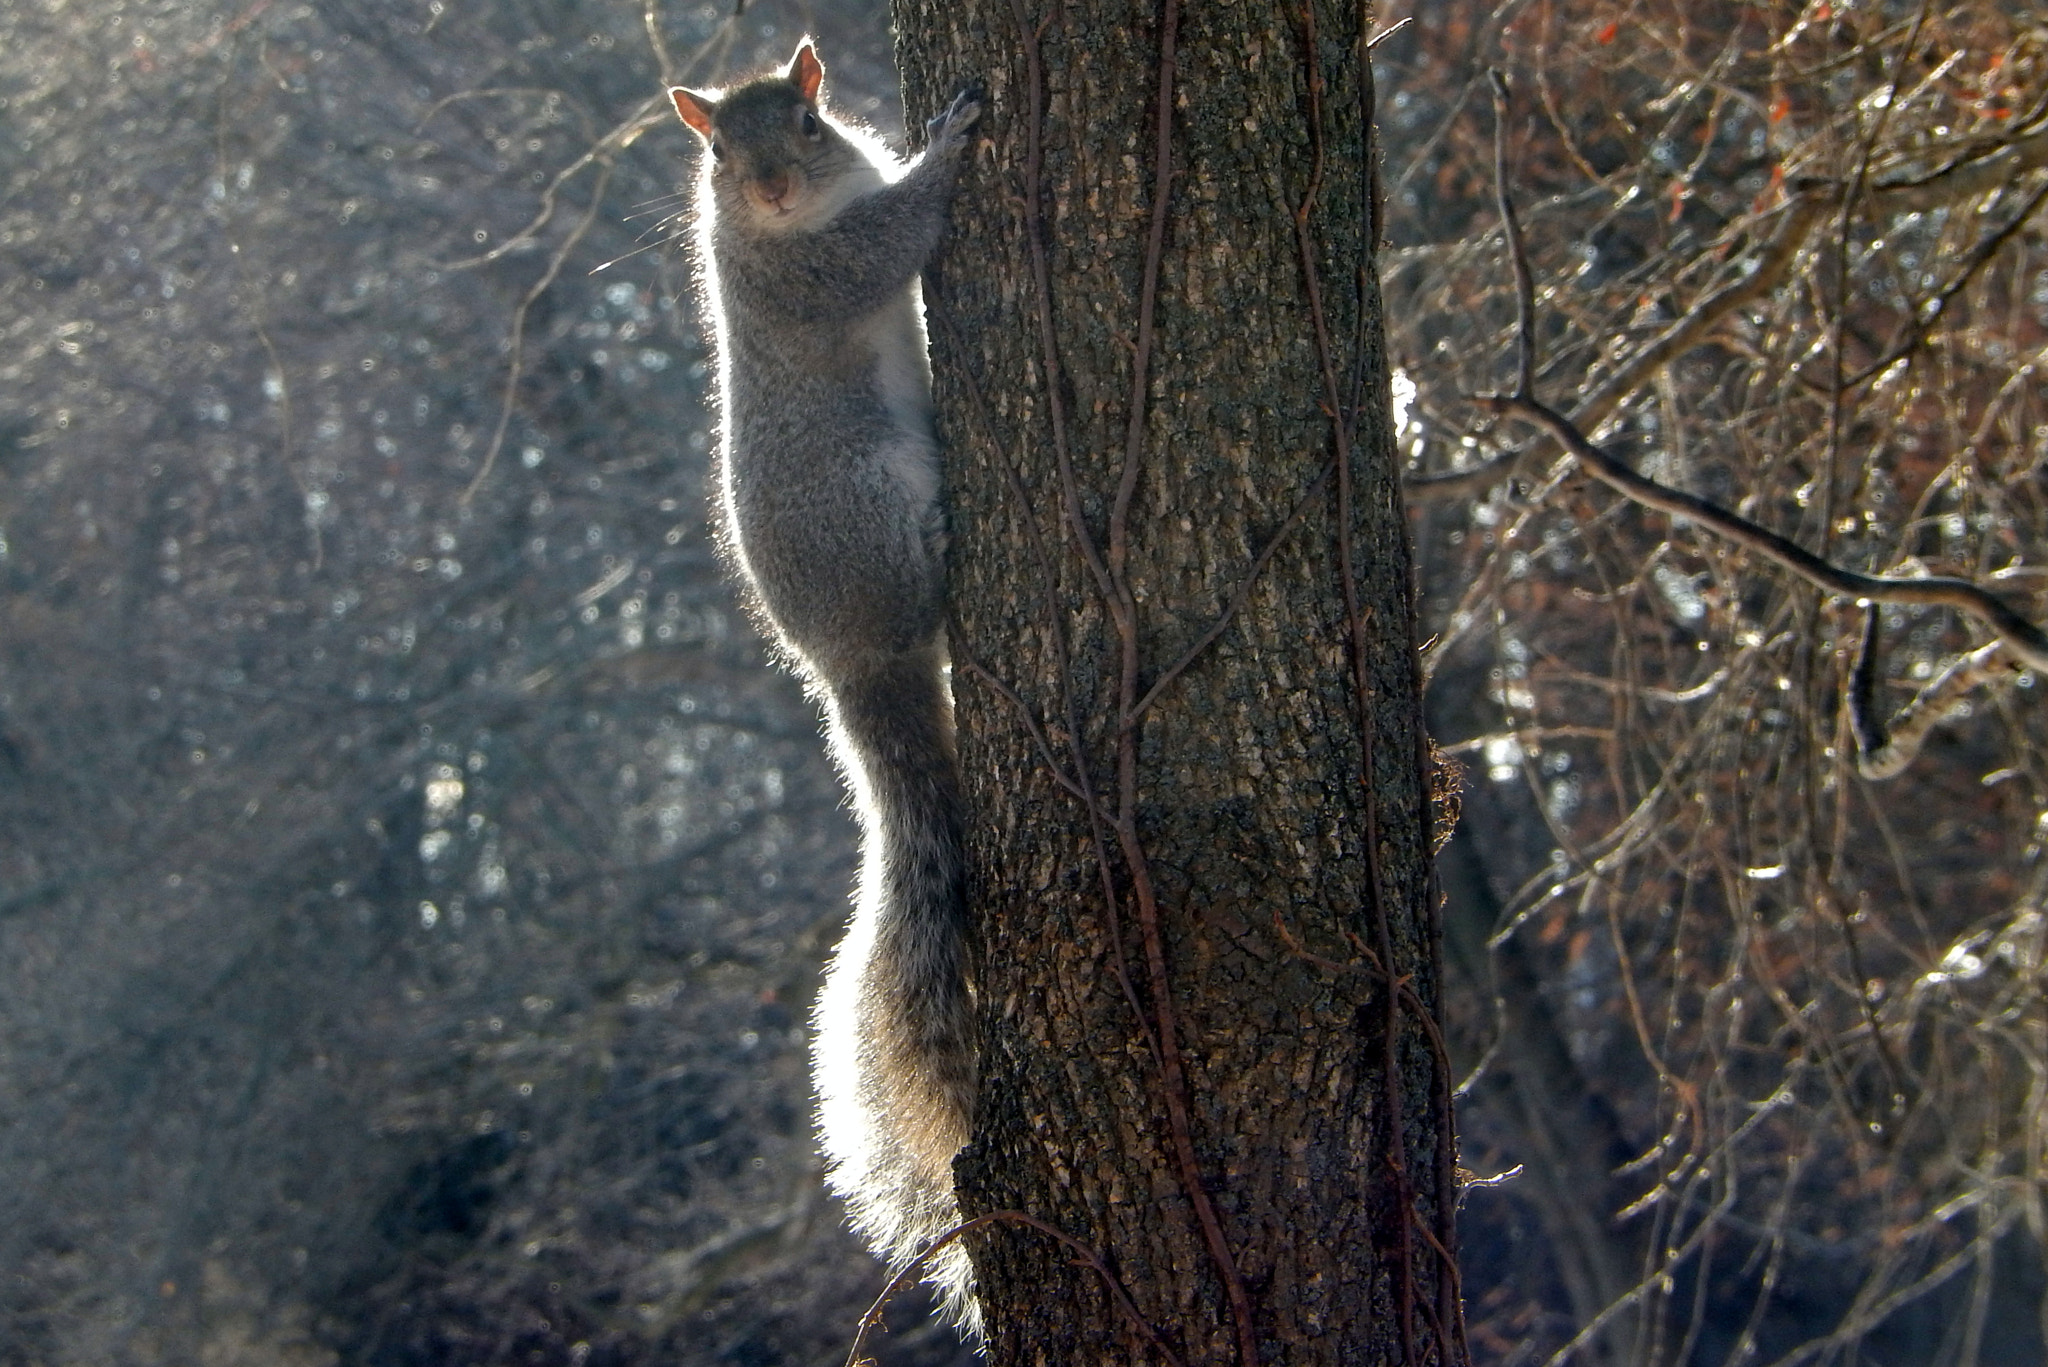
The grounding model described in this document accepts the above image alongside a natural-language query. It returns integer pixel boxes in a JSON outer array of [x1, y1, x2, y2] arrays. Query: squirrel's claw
[[926, 85, 983, 154]]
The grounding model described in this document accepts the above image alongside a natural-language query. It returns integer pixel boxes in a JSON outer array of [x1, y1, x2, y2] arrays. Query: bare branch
[[1489, 69, 1536, 400], [1848, 624, 2027, 781], [1481, 393, 2048, 673], [1408, 192, 1829, 501]]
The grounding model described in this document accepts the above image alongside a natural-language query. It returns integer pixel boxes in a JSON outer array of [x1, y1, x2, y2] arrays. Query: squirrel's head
[[671, 41, 851, 231]]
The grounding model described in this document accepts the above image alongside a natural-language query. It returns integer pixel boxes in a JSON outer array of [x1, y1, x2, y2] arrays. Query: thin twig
[[1826, 174, 2048, 389], [1871, 116, 2048, 209], [642, 0, 677, 85], [212, 65, 320, 573], [952, 648, 1090, 807], [436, 97, 663, 272], [1820, 0, 1935, 554], [1407, 191, 1828, 501], [844, 1211, 1186, 1367], [1124, 457, 1335, 729], [1847, 626, 2026, 780], [1490, 70, 1535, 400], [461, 158, 615, 504]]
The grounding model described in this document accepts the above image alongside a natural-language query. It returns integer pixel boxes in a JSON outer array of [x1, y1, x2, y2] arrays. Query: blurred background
[[1, 2, 2043, 1364]]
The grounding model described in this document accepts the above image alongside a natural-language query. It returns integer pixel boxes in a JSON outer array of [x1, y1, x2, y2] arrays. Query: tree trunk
[[891, 2, 1463, 1362]]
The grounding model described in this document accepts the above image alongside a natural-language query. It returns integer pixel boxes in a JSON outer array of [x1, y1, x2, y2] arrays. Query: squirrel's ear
[[670, 87, 718, 139], [786, 41, 824, 103]]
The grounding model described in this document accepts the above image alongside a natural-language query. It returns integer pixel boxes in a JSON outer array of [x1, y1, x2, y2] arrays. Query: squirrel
[[669, 43, 983, 1325]]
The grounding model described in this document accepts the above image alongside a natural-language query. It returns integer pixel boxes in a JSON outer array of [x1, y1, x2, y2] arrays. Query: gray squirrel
[[668, 44, 983, 1321]]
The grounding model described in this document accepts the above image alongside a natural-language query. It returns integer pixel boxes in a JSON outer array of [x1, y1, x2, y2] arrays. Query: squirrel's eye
[[800, 109, 820, 139], [710, 140, 726, 162]]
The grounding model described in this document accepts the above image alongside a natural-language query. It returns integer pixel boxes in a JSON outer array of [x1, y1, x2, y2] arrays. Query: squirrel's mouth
[[747, 179, 804, 217], [749, 199, 810, 230]]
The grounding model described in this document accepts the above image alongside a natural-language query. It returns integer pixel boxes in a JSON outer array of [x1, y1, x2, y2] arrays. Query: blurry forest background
[[1, 2, 2044, 1365]]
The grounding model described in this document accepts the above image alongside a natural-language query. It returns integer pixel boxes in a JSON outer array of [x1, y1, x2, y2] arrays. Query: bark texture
[[891, 3, 1461, 1362]]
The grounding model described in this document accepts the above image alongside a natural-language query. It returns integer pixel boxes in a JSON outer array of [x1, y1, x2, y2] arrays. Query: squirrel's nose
[[755, 171, 792, 206]]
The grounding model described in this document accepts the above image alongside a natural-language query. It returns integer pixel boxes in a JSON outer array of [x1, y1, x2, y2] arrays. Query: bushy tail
[[811, 644, 978, 1323]]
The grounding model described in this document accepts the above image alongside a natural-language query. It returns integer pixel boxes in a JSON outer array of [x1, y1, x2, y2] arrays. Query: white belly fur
[[860, 284, 941, 517]]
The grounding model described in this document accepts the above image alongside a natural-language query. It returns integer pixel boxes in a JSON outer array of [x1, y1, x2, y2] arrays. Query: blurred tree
[[0, 2, 973, 1363], [1377, 4, 2048, 1365]]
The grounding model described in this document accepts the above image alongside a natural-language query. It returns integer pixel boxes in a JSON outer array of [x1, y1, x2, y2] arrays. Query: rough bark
[[890, 3, 1464, 1362]]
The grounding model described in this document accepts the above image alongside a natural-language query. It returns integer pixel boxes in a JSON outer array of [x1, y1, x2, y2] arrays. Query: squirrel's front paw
[[926, 84, 984, 156]]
